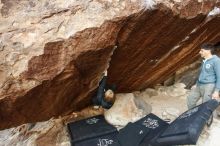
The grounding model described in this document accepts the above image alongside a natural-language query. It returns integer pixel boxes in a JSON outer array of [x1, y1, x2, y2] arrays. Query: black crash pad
[[67, 115, 118, 146], [153, 99, 219, 146], [137, 113, 170, 146], [117, 113, 169, 146], [67, 100, 219, 146], [116, 122, 150, 146], [74, 133, 120, 146]]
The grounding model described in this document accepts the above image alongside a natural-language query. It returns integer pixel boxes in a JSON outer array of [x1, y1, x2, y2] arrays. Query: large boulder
[[104, 93, 152, 127]]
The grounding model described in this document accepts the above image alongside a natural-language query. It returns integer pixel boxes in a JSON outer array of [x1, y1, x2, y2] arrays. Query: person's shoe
[[93, 105, 100, 109], [206, 114, 213, 127]]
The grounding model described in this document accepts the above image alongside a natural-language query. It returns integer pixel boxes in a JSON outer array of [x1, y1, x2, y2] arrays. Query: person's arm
[[96, 74, 107, 103], [104, 70, 107, 76], [212, 59, 220, 99]]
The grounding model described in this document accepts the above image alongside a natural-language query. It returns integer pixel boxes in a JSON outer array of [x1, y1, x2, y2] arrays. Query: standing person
[[187, 43, 220, 109]]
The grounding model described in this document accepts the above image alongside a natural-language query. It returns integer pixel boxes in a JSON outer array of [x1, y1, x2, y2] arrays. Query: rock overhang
[[0, 0, 220, 130]]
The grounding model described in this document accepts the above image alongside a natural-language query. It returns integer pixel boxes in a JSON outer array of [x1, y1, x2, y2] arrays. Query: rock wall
[[0, 0, 220, 129], [108, 4, 220, 91], [0, 0, 144, 129]]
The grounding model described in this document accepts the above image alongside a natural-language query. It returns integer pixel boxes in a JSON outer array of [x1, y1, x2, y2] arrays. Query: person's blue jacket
[[198, 55, 220, 92]]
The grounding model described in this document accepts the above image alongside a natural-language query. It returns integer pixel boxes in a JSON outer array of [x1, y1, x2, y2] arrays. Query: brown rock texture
[[0, 0, 220, 129], [108, 4, 220, 91], [0, 0, 142, 129]]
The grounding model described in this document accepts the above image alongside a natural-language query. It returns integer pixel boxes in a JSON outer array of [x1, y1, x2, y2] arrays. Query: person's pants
[[187, 83, 215, 109]]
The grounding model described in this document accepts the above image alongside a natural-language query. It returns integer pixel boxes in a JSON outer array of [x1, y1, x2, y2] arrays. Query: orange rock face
[[108, 8, 220, 91], [0, 0, 220, 130]]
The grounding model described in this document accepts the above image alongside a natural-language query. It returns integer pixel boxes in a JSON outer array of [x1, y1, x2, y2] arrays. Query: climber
[[92, 70, 116, 109]]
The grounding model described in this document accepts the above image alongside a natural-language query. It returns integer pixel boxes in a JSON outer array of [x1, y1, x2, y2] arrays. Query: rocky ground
[[0, 83, 220, 146]]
